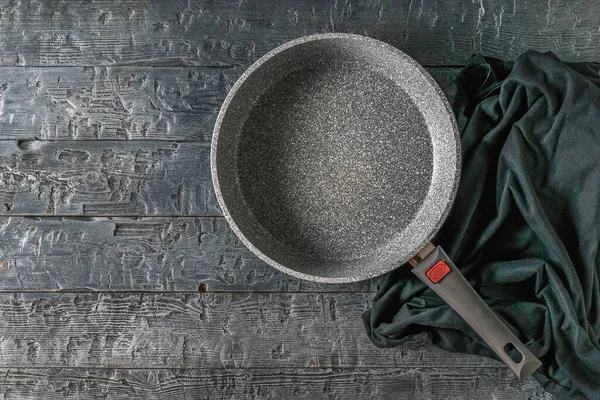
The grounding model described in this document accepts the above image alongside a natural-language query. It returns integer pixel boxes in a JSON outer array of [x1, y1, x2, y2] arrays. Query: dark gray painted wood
[[0, 368, 551, 400], [0, 66, 456, 141], [0, 292, 516, 370], [0, 67, 227, 142], [0, 1, 560, 398], [0, 216, 373, 292], [0, 140, 218, 216], [0, 0, 596, 67]]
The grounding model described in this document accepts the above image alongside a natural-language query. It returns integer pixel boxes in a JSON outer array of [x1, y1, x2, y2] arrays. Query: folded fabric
[[363, 51, 600, 400]]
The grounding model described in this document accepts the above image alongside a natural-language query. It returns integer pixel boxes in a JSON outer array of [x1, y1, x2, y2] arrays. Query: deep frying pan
[[211, 33, 541, 379]]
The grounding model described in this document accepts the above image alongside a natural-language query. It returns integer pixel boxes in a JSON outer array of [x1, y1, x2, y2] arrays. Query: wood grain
[[0, 216, 373, 292], [0, 1, 561, 398], [0, 368, 551, 400], [0, 66, 457, 141], [0, 292, 507, 370], [0, 0, 596, 67], [0, 67, 227, 141], [0, 140, 218, 216]]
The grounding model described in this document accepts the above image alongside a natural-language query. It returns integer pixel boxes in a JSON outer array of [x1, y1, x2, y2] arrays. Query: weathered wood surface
[[0, 66, 457, 141], [0, 67, 227, 141], [0, 0, 560, 398], [0, 0, 596, 67], [0, 140, 219, 216], [0, 217, 374, 292], [0, 368, 552, 400], [0, 292, 514, 369]]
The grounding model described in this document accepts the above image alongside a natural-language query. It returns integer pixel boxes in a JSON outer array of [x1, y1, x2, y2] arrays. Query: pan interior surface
[[212, 35, 460, 282], [238, 65, 431, 262]]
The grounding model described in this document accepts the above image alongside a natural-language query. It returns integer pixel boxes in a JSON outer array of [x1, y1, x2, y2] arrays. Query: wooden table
[[1, 0, 594, 398]]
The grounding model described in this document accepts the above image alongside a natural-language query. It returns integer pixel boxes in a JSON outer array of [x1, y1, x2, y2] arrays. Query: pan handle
[[411, 245, 541, 381]]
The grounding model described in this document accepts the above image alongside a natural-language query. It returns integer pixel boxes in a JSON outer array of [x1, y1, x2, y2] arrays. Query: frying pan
[[211, 33, 541, 379]]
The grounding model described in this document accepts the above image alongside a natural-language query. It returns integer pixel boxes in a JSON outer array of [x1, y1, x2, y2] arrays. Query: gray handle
[[411, 245, 541, 380]]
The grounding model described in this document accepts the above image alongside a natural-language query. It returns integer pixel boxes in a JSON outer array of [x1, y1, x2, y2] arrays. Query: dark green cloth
[[363, 51, 600, 400]]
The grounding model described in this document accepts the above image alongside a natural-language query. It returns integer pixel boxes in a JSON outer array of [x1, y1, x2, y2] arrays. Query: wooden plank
[[0, 368, 550, 400], [0, 67, 227, 141], [0, 66, 457, 141], [0, 216, 373, 292], [0, 0, 596, 67], [0, 140, 219, 216], [421, 369, 552, 400], [0, 292, 508, 370]]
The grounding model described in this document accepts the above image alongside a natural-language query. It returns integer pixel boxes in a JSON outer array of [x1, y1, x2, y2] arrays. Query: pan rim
[[211, 33, 461, 283]]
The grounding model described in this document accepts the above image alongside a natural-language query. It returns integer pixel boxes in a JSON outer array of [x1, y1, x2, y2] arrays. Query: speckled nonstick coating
[[211, 33, 460, 283]]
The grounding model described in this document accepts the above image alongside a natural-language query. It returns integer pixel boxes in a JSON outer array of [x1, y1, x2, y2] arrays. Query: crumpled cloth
[[363, 51, 600, 400]]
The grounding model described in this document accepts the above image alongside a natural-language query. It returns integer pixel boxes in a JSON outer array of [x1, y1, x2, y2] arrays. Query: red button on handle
[[426, 260, 451, 283]]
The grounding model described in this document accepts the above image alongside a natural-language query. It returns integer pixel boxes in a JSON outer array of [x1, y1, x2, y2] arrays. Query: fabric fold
[[363, 51, 600, 400]]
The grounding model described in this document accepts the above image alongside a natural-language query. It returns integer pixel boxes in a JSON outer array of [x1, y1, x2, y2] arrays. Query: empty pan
[[211, 33, 541, 379]]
